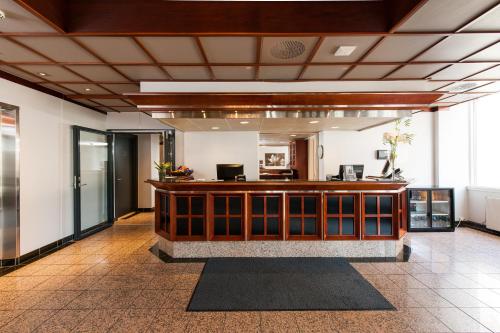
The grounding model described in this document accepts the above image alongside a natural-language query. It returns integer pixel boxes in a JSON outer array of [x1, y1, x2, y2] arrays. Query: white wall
[[0, 78, 106, 255], [184, 131, 259, 180], [258, 145, 289, 169], [319, 112, 434, 186], [436, 103, 471, 221], [175, 130, 185, 166]]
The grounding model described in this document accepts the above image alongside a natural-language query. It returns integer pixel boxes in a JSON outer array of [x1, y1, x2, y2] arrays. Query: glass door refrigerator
[[408, 188, 455, 232]]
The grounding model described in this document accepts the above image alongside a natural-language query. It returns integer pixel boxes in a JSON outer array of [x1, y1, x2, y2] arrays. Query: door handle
[[116, 178, 122, 181]]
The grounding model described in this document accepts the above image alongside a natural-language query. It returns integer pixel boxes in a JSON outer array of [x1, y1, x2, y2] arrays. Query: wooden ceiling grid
[[0, 0, 499, 113]]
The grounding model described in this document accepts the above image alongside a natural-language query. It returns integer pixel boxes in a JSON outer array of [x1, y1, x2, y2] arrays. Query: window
[[473, 93, 500, 188]]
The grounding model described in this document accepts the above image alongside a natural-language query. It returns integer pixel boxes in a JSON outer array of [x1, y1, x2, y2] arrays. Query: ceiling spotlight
[[333, 46, 357, 57], [240, 121, 249, 124], [211, 127, 220, 130], [290, 134, 297, 137], [331, 126, 339, 129], [245, 66, 252, 70], [0, 10, 6, 20], [84, 88, 92, 92], [38, 72, 48, 76], [309, 120, 319, 124]]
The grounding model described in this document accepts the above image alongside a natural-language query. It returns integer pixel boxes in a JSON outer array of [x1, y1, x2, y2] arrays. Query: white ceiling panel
[[13, 37, 99, 62], [312, 36, 379, 63], [0, 37, 47, 62], [364, 36, 444, 62], [396, 0, 499, 32], [164, 66, 212, 80], [17, 65, 86, 82], [430, 63, 496, 80], [343, 65, 399, 79], [75, 37, 152, 63], [212, 66, 255, 80], [463, 5, 500, 31], [261, 37, 319, 64], [227, 119, 262, 131], [469, 81, 500, 92], [258, 66, 302, 80], [200, 37, 256, 63], [301, 65, 349, 79], [0, 65, 44, 82], [114, 66, 169, 80], [439, 93, 488, 103], [91, 99, 131, 107], [100, 84, 140, 94], [465, 42, 500, 61], [66, 65, 129, 82], [60, 84, 111, 95], [136, 37, 204, 63], [416, 35, 500, 61], [387, 64, 449, 79], [439, 81, 492, 93], [39, 83, 74, 95], [467, 65, 500, 79], [0, 0, 56, 32]]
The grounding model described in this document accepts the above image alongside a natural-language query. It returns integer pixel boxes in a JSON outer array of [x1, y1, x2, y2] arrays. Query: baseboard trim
[[138, 208, 154, 212], [0, 234, 74, 269], [459, 221, 500, 237]]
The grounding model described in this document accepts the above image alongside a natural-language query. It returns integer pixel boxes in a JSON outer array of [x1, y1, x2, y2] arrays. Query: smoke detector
[[0, 10, 6, 21], [270, 40, 306, 59]]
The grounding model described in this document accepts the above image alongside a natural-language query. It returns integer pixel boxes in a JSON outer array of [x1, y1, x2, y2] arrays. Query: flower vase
[[390, 158, 396, 181], [158, 170, 166, 181]]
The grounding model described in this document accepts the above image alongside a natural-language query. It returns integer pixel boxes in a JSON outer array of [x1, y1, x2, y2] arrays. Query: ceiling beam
[[14, 0, 66, 33]]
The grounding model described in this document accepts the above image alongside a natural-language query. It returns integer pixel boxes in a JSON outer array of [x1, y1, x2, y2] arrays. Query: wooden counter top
[[147, 179, 408, 192]]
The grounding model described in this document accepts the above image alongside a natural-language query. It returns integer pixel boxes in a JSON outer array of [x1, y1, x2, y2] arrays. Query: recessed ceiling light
[[333, 46, 357, 57], [331, 126, 339, 129], [245, 66, 252, 70], [240, 121, 249, 124], [290, 134, 297, 137], [0, 10, 6, 20], [85, 88, 92, 92], [38, 72, 48, 76], [309, 120, 319, 124], [211, 127, 220, 130]]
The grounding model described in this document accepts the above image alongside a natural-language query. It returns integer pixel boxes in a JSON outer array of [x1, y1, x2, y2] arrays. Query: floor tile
[[460, 307, 500, 332], [431, 307, 490, 332]]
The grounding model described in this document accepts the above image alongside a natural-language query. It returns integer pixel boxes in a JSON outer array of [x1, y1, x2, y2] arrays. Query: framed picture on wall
[[376, 150, 389, 160], [264, 153, 286, 167]]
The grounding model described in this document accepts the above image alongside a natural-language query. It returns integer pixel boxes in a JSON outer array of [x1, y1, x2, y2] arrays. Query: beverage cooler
[[407, 188, 455, 232]]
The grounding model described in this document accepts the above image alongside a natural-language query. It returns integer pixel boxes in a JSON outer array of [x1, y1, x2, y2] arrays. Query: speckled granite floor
[[0, 212, 500, 332]]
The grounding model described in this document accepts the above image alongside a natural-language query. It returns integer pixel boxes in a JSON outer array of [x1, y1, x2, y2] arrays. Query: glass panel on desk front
[[229, 197, 241, 215], [252, 217, 264, 235], [229, 217, 241, 235], [328, 217, 340, 235], [177, 218, 189, 236], [380, 196, 392, 214], [366, 217, 377, 235], [327, 196, 339, 214], [214, 197, 226, 215], [380, 217, 393, 235], [176, 197, 189, 215], [214, 217, 226, 235], [342, 196, 355, 214], [252, 197, 264, 214], [342, 218, 355, 235], [191, 197, 204, 215], [432, 190, 451, 228], [267, 217, 279, 235], [267, 197, 280, 215], [191, 218, 204, 235], [303, 217, 317, 235], [304, 197, 317, 214], [290, 217, 302, 235], [290, 197, 301, 214], [365, 197, 377, 214]]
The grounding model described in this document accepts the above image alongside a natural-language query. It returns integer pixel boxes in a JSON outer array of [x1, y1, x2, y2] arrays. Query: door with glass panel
[[73, 126, 113, 239]]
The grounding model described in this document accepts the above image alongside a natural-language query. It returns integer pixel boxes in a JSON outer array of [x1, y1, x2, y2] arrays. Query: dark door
[[114, 133, 138, 218]]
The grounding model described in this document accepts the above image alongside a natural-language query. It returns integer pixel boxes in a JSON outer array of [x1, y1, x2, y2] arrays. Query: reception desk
[[147, 179, 408, 258]]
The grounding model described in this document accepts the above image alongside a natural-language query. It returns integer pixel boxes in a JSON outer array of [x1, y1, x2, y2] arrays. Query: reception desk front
[[147, 179, 408, 258]]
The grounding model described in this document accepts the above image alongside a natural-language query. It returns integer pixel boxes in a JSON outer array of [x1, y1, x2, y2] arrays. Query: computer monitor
[[338, 164, 364, 180], [216, 164, 244, 181]]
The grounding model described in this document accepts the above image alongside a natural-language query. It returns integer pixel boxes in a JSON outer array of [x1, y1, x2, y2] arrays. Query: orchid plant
[[383, 118, 414, 180]]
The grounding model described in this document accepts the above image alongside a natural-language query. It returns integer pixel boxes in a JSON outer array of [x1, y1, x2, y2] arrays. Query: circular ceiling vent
[[270, 40, 306, 59], [449, 82, 478, 92]]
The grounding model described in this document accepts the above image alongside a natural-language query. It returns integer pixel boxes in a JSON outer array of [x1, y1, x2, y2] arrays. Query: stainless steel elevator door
[[0, 102, 20, 261]]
